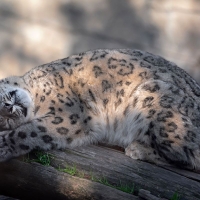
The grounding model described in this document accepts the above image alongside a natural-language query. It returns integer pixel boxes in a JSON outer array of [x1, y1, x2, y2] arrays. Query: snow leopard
[[0, 49, 200, 170]]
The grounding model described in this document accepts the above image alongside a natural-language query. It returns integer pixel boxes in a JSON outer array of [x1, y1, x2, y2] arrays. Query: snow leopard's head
[[0, 84, 34, 131]]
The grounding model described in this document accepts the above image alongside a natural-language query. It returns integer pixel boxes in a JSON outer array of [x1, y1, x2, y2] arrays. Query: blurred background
[[0, 0, 200, 82]]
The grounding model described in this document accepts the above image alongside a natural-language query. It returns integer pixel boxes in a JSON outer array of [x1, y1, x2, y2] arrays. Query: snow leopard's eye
[[4, 103, 12, 107]]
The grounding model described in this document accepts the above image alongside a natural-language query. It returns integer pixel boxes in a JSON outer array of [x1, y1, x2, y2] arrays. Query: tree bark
[[0, 145, 199, 200]]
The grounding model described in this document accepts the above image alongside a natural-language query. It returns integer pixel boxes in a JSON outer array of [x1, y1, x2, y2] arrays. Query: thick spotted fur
[[0, 49, 200, 170]]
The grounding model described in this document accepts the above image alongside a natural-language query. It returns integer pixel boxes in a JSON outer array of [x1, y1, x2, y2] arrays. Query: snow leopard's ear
[[9, 90, 17, 97], [0, 94, 3, 109]]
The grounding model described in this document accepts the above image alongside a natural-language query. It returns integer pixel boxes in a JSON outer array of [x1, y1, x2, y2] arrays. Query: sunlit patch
[[24, 25, 43, 43]]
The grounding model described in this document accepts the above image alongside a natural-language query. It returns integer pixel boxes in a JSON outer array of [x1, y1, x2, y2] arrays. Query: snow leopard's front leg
[[0, 115, 91, 162]]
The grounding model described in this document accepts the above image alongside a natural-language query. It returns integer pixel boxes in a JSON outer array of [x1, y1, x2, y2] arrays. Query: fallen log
[[0, 196, 18, 200], [0, 145, 199, 200]]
